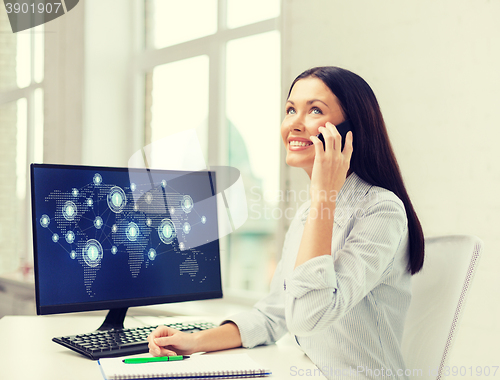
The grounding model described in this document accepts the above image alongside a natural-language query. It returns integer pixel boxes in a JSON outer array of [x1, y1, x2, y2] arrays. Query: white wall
[[44, 0, 138, 168], [44, 2, 84, 165], [282, 0, 500, 371], [82, 0, 136, 167]]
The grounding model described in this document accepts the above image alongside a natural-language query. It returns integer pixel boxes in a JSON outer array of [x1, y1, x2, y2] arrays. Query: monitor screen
[[31, 163, 222, 316]]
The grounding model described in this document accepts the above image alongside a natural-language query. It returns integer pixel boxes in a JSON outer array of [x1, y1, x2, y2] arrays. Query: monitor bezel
[[31, 163, 223, 316]]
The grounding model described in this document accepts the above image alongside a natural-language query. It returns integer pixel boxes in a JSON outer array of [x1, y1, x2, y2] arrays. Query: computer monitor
[[31, 163, 222, 330]]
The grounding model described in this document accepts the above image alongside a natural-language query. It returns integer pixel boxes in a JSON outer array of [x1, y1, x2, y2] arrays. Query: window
[[0, 12, 44, 274], [139, 0, 281, 297], [225, 31, 281, 293]]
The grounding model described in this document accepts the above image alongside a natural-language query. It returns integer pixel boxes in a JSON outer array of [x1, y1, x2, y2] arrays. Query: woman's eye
[[286, 107, 296, 115], [311, 107, 322, 115]]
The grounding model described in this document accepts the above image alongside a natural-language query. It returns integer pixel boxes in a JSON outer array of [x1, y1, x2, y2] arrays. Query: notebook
[[98, 354, 272, 379]]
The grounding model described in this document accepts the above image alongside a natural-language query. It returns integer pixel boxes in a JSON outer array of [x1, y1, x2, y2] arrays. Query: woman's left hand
[[309, 122, 353, 205]]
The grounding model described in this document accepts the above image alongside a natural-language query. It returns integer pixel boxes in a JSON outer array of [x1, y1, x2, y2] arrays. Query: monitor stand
[[97, 307, 129, 331]]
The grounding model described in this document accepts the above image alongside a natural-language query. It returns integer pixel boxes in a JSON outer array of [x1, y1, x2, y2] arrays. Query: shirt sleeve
[[222, 202, 312, 348], [284, 199, 408, 337], [222, 258, 288, 348]]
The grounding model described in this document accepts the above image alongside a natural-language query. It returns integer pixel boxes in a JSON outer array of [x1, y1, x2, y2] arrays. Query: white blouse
[[226, 172, 412, 379]]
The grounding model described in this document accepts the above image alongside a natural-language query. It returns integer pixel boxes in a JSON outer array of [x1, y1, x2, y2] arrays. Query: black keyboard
[[53, 321, 217, 360]]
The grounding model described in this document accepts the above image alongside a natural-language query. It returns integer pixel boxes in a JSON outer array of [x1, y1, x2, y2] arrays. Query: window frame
[[132, 0, 284, 303], [0, 26, 44, 270]]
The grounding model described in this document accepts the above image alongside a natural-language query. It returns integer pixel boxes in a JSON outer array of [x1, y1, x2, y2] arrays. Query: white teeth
[[289, 141, 312, 147]]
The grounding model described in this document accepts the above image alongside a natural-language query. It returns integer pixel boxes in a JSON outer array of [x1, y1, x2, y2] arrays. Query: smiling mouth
[[289, 141, 313, 147]]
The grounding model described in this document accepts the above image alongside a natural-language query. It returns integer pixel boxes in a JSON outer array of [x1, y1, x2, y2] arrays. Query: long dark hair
[[289, 66, 424, 275]]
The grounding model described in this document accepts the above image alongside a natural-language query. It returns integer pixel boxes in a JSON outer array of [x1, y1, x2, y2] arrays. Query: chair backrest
[[401, 235, 482, 380]]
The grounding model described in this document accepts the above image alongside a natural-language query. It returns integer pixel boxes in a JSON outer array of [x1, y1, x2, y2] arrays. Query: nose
[[288, 114, 305, 132]]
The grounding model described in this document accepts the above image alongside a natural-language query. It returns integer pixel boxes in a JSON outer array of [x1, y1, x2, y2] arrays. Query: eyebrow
[[286, 99, 330, 109]]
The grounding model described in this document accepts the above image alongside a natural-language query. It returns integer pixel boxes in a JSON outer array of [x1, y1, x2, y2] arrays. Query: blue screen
[[31, 164, 222, 314]]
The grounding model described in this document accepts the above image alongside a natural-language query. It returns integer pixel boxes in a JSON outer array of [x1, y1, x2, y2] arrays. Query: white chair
[[401, 235, 483, 380]]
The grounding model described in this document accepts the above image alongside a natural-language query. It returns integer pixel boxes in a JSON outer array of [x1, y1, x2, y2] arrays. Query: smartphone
[[317, 119, 352, 151]]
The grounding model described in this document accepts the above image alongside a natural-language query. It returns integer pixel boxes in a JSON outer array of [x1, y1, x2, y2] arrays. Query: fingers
[[148, 339, 177, 357], [309, 134, 324, 158], [343, 131, 354, 158], [149, 338, 170, 356], [147, 326, 178, 357], [147, 325, 174, 344], [318, 122, 342, 153], [154, 336, 176, 346], [156, 347, 178, 357], [148, 335, 177, 357], [317, 126, 333, 152]]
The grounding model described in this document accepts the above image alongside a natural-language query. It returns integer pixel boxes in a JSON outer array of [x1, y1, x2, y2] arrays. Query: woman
[[147, 66, 425, 379]]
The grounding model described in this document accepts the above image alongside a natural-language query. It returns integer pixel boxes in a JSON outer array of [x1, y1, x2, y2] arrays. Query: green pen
[[123, 355, 190, 364]]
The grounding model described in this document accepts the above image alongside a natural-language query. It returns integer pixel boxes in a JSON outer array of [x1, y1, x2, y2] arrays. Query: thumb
[[154, 336, 174, 346]]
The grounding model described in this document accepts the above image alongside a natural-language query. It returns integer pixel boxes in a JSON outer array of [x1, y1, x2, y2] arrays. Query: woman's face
[[281, 77, 345, 176]]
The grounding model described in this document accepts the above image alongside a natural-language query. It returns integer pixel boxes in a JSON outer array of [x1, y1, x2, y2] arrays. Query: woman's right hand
[[147, 326, 198, 357]]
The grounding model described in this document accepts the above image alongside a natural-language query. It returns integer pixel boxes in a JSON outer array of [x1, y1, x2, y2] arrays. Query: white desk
[[0, 315, 326, 379]]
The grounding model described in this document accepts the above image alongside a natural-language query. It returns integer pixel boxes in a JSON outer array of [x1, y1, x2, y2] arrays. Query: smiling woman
[[147, 66, 425, 380], [281, 77, 346, 177]]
